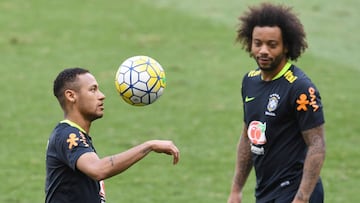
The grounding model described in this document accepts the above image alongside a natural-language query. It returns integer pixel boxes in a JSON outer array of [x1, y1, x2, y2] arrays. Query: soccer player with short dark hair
[[45, 68, 180, 202]]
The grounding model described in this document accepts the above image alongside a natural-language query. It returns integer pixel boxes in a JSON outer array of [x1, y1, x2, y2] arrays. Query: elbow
[[91, 173, 107, 182], [87, 170, 113, 181], [308, 143, 326, 163], [76, 153, 116, 181], [80, 164, 113, 181]]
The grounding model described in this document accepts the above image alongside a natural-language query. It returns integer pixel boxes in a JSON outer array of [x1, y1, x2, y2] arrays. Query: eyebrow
[[88, 83, 99, 89], [253, 38, 279, 42]]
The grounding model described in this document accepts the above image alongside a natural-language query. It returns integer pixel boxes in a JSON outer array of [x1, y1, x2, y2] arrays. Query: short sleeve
[[55, 127, 94, 171], [291, 78, 325, 131]]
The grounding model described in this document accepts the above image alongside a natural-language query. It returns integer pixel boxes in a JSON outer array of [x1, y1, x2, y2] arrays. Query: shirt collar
[[271, 62, 292, 81], [60, 119, 87, 133]]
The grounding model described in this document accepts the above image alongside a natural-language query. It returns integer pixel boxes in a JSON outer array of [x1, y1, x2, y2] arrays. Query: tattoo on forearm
[[298, 125, 326, 199], [234, 134, 253, 186], [110, 156, 114, 166], [296, 191, 305, 201], [142, 148, 152, 154], [308, 134, 325, 155]]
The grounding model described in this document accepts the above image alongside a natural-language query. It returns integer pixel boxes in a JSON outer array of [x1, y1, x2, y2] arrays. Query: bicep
[[76, 152, 101, 178]]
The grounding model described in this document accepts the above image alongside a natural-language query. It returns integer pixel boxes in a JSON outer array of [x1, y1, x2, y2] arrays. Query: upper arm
[[237, 123, 252, 162], [76, 152, 102, 180], [55, 127, 95, 171], [241, 122, 248, 137], [237, 122, 250, 149], [292, 77, 324, 131]]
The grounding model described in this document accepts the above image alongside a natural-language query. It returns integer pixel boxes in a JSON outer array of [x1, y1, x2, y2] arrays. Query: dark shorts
[[257, 179, 324, 203]]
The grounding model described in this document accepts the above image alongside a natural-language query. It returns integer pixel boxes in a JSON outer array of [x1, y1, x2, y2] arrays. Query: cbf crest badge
[[265, 94, 280, 116]]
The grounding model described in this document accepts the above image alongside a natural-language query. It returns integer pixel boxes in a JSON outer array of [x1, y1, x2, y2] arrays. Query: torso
[[45, 122, 106, 203], [241, 63, 324, 200]]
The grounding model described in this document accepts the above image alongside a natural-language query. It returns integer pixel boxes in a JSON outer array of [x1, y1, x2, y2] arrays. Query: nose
[[99, 91, 106, 100], [259, 45, 269, 55]]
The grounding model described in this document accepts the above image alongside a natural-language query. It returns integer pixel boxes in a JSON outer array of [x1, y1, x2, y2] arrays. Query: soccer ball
[[115, 55, 166, 106]]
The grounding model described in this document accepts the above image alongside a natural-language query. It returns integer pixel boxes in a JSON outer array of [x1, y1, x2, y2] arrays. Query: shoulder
[[288, 66, 323, 113], [244, 68, 261, 79], [242, 68, 261, 85], [284, 65, 319, 92], [49, 122, 93, 154], [52, 123, 81, 139], [49, 123, 86, 148], [289, 65, 313, 84], [47, 123, 94, 171]]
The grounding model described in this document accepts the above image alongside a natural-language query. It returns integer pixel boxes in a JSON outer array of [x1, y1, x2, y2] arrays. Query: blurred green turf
[[0, 0, 359, 202]]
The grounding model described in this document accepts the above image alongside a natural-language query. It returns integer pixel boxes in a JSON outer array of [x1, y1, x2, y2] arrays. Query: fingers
[[171, 145, 180, 165], [151, 140, 180, 165], [162, 141, 180, 165]]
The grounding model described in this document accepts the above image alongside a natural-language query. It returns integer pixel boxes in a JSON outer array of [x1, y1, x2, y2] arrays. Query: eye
[[253, 40, 262, 47], [90, 86, 98, 92], [268, 41, 278, 49]]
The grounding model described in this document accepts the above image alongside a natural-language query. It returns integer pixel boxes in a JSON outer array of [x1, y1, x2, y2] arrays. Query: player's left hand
[[148, 140, 180, 165]]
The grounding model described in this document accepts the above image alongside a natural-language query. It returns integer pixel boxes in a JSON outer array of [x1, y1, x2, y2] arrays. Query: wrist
[[294, 192, 309, 203], [142, 141, 154, 154]]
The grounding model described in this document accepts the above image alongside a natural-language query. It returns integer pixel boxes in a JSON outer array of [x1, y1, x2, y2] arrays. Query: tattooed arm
[[293, 124, 326, 203], [76, 140, 180, 181], [228, 123, 253, 203]]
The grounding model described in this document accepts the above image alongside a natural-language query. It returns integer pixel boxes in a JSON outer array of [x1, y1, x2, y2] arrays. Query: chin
[[257, 61, 278, 72], [259, 66, 277, 72], [90, 114, 104, 122]]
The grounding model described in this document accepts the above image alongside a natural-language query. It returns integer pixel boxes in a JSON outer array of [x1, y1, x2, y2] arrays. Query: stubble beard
[[84, 111, 104, 123], [255, 53, 286, 72]]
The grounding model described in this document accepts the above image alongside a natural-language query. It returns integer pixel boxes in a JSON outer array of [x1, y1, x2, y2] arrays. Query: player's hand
[[227, 191, 242, 203], [148, 140, 180, 165], [291, 192, 310, 203]]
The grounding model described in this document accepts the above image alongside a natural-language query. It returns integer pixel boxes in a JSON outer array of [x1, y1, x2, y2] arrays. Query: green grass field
[[1, 0, 359, 202]]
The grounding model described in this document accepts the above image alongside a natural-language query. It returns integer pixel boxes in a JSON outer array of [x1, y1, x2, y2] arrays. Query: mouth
[[99, 103, 104, 111], [257, 57, 271, 66]]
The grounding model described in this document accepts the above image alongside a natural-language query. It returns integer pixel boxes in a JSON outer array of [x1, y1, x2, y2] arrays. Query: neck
[[64, 114, 91, 133]]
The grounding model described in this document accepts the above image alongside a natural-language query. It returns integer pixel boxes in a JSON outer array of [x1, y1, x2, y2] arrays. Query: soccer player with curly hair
[[228, 3, 325, 203]]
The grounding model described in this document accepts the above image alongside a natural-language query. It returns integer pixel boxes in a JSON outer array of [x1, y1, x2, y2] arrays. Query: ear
[[64, 89, 76, 103], [284, 44, 289, 54]]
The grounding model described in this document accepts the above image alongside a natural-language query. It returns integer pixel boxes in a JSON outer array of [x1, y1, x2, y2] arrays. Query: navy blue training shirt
[[45, 120, 106, 203], [241, 63, 324, 201]]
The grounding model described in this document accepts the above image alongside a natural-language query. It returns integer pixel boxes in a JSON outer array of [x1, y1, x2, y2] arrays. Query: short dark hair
[[53, 67, 89, 107], [236, 3, 308, 61]]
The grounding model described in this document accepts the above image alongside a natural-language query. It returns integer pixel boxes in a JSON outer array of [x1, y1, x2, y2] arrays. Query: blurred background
[[1, 0, 359, 202]]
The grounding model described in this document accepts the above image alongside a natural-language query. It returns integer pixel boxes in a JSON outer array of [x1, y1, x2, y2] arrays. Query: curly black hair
[[53, 67, 89, 108], [236, 3, 308, 61]]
